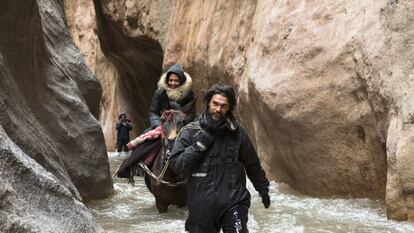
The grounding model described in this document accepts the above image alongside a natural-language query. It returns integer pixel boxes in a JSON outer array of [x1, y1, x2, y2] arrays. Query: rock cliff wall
[[0, 0, 113, 231], [0, 127, 103, 232], [68, 0, 414, 221]]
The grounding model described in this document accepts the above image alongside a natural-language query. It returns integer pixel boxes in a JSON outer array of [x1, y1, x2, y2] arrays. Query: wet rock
[[0, 127, 104, 232], [0, 0, 113, 231]]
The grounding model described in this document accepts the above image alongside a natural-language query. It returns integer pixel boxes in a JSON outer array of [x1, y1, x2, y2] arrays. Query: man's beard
[[211, 111, 225, 120], [199, 111, 226, 134]]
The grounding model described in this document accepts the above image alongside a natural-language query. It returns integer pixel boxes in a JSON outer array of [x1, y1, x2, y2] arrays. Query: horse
[[143, 108, 188, 213], [115, 91, 194, 213]]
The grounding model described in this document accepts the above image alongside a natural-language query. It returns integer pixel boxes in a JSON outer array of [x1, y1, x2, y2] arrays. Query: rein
[[140, 123, 201, 187], [138, 161, 187, 187], [137, 121, 185, 187]]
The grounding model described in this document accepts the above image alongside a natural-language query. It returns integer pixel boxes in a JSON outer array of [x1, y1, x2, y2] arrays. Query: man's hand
[[195, 130, 214, 151], [260, 193, 271, 208]]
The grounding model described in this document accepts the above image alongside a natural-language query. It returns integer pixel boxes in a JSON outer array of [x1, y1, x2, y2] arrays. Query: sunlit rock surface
[[69, 0, 414, 221], [65, 0, 133, 151], [0, 0, 113, 231]]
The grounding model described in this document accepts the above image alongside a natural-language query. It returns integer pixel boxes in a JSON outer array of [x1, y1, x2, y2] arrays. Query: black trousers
[[219, 205, 249, 233], [186, 204, 249, 233], [116, 139, 129, 152]]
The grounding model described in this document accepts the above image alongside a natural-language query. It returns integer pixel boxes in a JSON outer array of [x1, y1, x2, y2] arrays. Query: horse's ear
[[160, 109, 172, 122], [180, 98, 197, 114], [160, 89, 171, 110]]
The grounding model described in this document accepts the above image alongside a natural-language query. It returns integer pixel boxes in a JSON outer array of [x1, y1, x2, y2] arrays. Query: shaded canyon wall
[[65, 0, 164, 151], [0, 0, 113, 231], [69, 0, 414, 221]]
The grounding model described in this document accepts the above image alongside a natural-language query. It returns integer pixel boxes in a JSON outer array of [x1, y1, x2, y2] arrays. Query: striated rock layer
[[0, 127, 103, 232], [0, 0, 113, 231], [81, 0, 413, 220]]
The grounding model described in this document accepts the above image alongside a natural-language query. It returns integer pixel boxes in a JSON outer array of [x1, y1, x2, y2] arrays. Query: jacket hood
[[225, 113, 238, 132], [157, 69, 193, 102], [165, 64, 186, 84], [118, 112, 126, 119]]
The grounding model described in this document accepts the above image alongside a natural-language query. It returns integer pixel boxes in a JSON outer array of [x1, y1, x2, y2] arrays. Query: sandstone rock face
[[86, 0, 414, 220], [0, 0, 113, 231], [0, 127, 103, 233], [65, 0, 128, 151]]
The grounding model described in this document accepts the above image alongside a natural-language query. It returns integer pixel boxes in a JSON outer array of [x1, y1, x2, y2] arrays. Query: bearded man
[[170, 84, 271, 233]]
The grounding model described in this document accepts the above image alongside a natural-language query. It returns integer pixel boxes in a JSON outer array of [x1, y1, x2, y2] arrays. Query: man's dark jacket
[[170, 118, 269, 232]]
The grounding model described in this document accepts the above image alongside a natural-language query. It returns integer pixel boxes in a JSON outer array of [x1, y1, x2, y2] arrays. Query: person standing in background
[[115, 112, 132, 152]]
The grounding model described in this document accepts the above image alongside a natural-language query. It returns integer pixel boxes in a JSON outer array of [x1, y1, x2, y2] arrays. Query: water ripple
[[89, 153, 414, 233]]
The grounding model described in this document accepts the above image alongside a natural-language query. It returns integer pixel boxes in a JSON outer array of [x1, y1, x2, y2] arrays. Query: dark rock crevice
[[93, 0, 164, 133]]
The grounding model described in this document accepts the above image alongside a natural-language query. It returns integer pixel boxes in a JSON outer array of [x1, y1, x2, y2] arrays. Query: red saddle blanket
[[127, 126, 163, 150]]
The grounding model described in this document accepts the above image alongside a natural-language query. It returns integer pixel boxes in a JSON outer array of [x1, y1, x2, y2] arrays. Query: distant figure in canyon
[[169, 84, 270, 233], [148, 64, 196, 130], [115, 112, 132, 152]]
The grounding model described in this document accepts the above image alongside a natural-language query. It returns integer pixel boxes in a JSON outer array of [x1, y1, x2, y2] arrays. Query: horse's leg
[[155, 198, 169, 213], [177, 204, 187, 209]]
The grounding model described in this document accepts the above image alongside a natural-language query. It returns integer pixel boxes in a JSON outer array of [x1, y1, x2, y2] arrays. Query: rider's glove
[[195, 130, 214, 151], [260, 192, 271, 209]]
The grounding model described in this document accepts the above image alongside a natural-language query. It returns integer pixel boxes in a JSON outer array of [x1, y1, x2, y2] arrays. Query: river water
[[87, 153, 414, 233]]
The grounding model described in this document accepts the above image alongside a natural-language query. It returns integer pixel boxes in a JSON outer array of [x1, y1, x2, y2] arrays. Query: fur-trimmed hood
[[157, 72, 193, 102]]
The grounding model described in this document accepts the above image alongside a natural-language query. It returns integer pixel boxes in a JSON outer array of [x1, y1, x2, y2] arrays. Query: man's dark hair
[[203, 84, 236, 112]]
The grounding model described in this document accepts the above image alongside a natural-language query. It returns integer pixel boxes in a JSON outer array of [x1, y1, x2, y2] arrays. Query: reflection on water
[[88, 153, 414, 233]]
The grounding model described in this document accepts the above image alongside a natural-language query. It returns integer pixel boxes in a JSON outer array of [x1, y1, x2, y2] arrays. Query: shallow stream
[[87, 153, 414, 233]]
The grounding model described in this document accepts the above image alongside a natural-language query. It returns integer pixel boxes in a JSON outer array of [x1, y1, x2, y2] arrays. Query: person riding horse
[[149, 64, 196, 130], [114, 101, 194, 213], [114, 64, 196, 213]]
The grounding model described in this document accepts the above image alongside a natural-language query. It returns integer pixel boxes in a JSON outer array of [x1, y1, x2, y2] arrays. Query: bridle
[[139, 110, 187, 187]]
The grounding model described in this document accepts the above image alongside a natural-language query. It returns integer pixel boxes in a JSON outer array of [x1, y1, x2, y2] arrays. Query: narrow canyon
[[1, 0, 414, 232]]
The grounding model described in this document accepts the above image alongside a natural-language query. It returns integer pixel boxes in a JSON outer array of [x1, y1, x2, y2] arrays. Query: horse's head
[[159, 90, 196, 144], [160, 109, 186, 142], [157, 106, 192, 184], [151, 95, 195, 189]]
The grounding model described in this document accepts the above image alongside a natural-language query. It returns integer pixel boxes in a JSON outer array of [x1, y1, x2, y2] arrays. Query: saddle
[[115, 129, 163, 179], [127, 126, 163, 150]]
